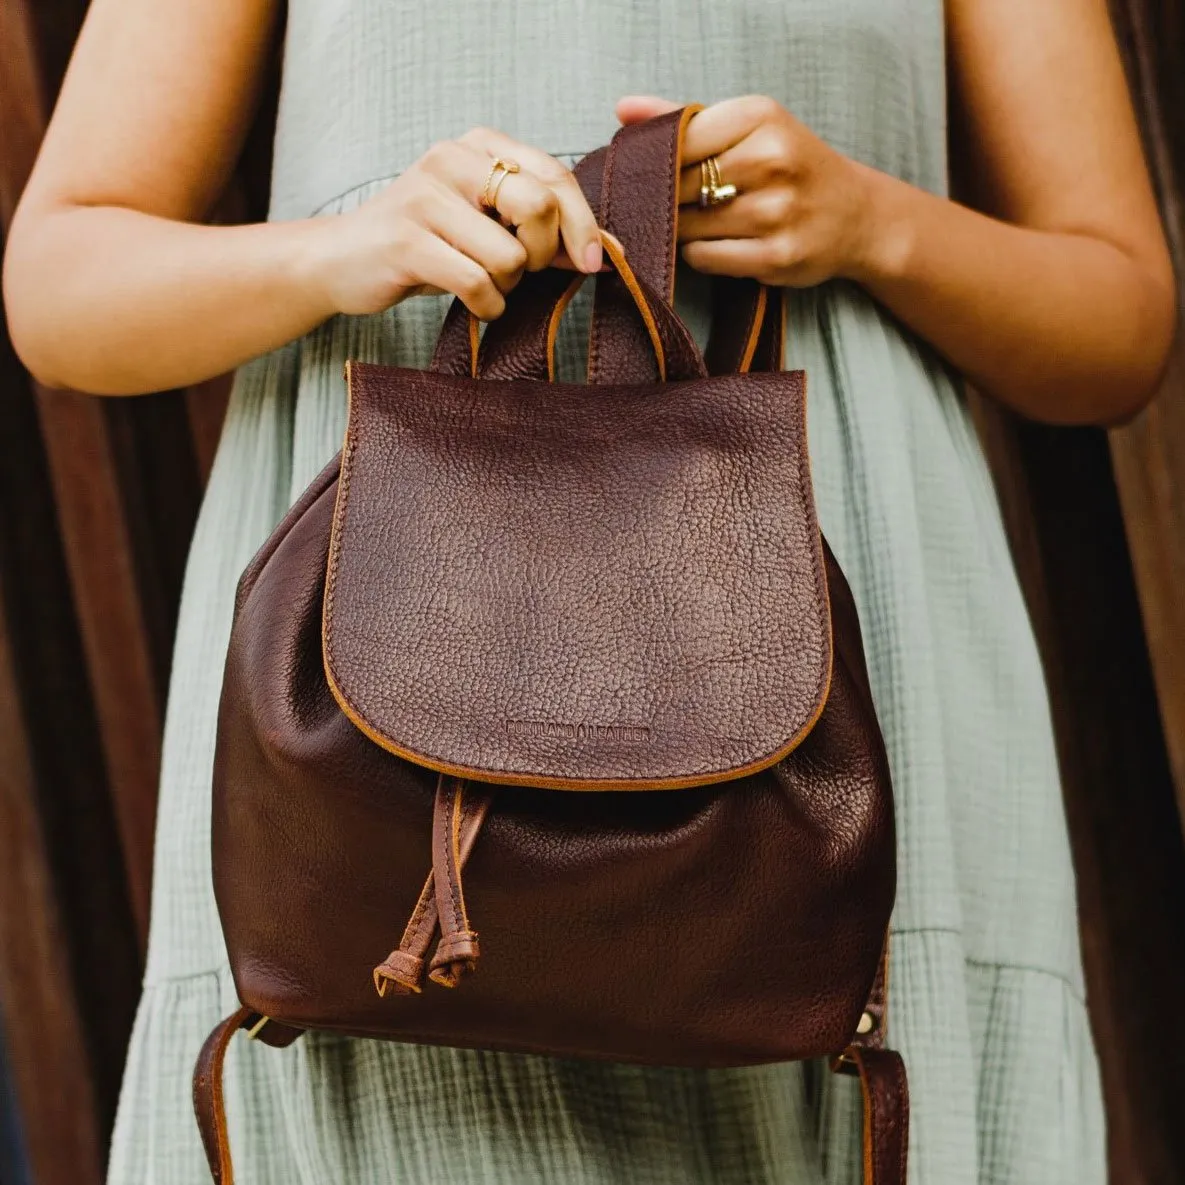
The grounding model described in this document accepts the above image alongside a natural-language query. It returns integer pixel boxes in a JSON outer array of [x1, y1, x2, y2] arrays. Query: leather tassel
[[373, 774, 492, 997]]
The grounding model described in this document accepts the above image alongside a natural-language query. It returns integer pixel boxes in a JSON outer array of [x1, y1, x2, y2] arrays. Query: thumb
[[616, 95, 682, 125]]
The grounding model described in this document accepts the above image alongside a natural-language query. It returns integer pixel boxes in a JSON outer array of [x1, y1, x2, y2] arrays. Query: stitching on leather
[[320, 360, 364, 706], [587, 138, 620, 382], [432, 780, 460, 933], [399, 867, 438, 950], [788, 365, 835, 775], [444, 781, 467, 930], [892, 1054, 909, 1181], [601, 237, 667, 380], [662, 114, 680, 298]]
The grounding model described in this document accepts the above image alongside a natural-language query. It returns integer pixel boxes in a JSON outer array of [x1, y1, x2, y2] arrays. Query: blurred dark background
[[2, 2, 1185, 1182]]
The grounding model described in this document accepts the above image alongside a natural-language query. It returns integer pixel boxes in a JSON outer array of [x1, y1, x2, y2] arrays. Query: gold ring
[[480, 157, 520, 212], [699, 156, 738, 209]]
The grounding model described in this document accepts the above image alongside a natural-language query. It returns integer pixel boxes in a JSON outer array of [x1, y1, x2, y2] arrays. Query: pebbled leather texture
[[202, 110, 907, 1184], [324, 359, 828, 789]]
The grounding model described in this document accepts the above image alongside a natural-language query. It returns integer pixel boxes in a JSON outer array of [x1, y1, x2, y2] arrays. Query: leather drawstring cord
[[372, 775, 491, 997], [428, 777, 482, 986]]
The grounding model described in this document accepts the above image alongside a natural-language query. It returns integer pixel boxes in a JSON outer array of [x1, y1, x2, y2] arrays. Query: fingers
[[461, 128, 602, 273], [616, 94, 682, 125], [679, 95, 779, 164], [482, 169, 563, 272], [402, 224, 508, 320], [416, 136, 584, 276], [682, 236, 787, 284], [677, 189, 793, 242], [401, 132, 604, 316], [422, 184, 529, 293]]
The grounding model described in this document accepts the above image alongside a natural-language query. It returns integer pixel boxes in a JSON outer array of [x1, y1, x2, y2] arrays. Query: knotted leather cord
[[372, 773, 492, 996]]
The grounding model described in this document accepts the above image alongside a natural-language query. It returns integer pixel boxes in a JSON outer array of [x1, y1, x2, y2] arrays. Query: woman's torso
[[269, 0, 948, 224]]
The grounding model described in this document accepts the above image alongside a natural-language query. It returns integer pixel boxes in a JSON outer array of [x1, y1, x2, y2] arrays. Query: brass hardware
[[245, 1014, 272, 1040]]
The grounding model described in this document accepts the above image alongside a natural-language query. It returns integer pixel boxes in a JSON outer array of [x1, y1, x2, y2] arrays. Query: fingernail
[[583, 242, 603, 273]]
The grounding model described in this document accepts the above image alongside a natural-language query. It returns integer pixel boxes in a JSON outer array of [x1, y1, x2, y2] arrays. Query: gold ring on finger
[[480, 157, 521, 213], [699, 156, 739, 209]]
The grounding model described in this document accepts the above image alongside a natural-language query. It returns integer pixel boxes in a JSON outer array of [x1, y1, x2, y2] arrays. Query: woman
[[3, 0, 1174, 1181]]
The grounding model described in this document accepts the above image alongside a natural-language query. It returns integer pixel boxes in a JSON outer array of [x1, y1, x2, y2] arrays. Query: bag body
[[195, 109, 909, 1184]]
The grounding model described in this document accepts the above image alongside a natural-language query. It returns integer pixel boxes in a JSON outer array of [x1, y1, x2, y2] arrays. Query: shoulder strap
[[837, 1046, 911, 1184], [193, 1008, 301, 1185], [193, 1006, 908, 1185], [192, 1007, 249, 1185]]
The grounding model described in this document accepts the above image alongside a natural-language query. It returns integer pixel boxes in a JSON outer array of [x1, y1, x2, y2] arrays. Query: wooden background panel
[[1108, 0, 1185, 807], [0, 0, 268, 1180], [0, 0, 177, 938], [976, 409, 1185, 1185], [0, 283, 138, 1185], [0, 0, 274, 937]]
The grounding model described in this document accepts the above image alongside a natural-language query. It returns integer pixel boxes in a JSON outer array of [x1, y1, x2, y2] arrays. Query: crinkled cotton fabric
[[108, 2, 1106, 1181]]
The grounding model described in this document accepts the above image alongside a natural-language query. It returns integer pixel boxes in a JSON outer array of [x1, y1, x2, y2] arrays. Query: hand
[[302, 128, 603, 321], [617, 95, 881, 288]]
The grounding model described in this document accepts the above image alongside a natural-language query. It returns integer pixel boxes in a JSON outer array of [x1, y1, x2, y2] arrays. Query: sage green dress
[[107, 1, 1107, 1182]]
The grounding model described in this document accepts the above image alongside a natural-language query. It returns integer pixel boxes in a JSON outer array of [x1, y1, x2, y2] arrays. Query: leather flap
[[323, 361, 832, 790]]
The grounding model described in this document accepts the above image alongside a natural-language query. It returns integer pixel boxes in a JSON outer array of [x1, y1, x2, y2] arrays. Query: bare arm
[[620, 0, 1176, 426], [2, 0, 601, 396]]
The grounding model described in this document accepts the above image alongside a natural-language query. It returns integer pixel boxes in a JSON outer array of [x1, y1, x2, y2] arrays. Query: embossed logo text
[[504, 720, 652, 743]]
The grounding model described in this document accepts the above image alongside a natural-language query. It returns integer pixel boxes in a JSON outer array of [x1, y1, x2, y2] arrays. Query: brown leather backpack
[[194, 108, 909, 1184]]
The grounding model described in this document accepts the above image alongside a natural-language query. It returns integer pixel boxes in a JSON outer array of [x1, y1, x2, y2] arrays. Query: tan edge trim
[[668, 104, 704, 300], [468, 314, 480, 378], [737, 285, 769, 375], [600, 231, 666, 382], [323, 647, 831, 791], [855, 1048, 875, 1185], [545, 277, 585, 383]]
